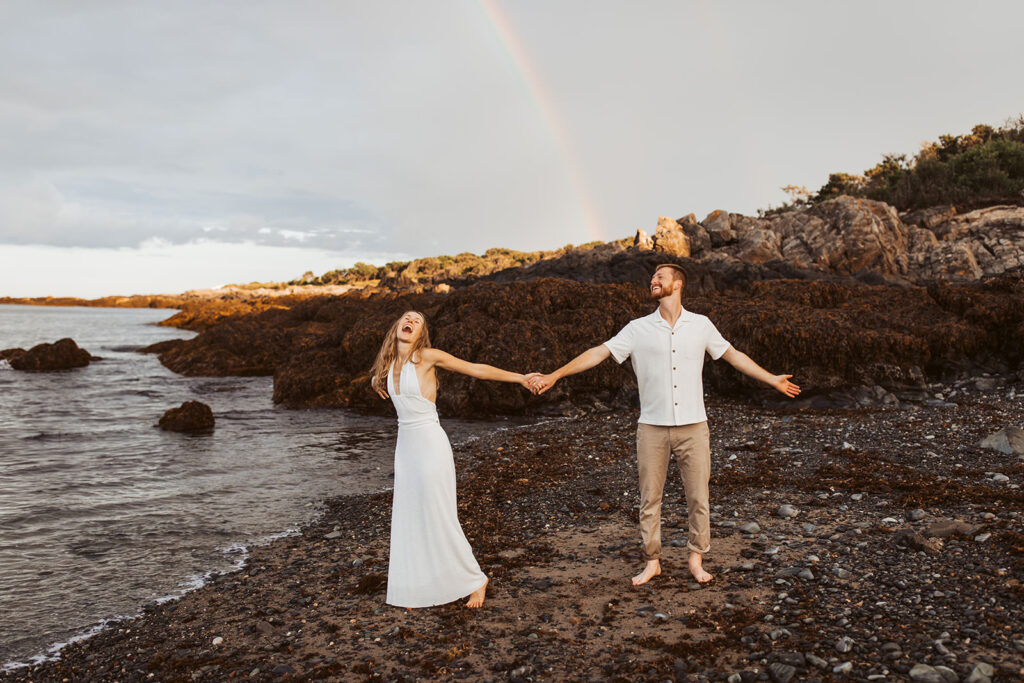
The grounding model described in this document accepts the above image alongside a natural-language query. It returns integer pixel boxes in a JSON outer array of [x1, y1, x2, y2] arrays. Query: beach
[[4, 381, 1021, 682]]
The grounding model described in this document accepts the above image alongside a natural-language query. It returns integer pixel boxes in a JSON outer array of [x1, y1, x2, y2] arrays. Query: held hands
[[520, 372, 544, 395], [772, 374, 801, 398], [526, 373, 557, 395]]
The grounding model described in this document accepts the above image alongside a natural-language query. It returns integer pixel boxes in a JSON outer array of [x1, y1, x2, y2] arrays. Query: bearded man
[[530, 264, 800, 584]]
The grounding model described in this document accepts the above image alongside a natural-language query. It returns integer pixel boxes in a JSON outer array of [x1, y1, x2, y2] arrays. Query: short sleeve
[[603, 321, 636, 364], [705, 319, 731, 360]]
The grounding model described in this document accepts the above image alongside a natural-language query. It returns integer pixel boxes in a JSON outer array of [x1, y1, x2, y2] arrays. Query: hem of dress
[[385, 575, 488, 609]]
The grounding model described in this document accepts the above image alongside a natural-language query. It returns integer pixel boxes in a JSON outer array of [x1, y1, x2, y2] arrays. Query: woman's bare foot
[[466, 577, 488, 608], [689, 552, 713, 583], [631, 559, 661, 586]]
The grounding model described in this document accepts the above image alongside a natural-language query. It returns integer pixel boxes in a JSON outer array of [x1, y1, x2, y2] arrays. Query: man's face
[[649, 268, 680, 300], [396, 312, 425, 343]]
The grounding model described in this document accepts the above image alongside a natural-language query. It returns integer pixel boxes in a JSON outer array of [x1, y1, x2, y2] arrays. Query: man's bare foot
[[466, 577, 488, 608], [689, 552, 713, 583], [631, 559, 661, 586]]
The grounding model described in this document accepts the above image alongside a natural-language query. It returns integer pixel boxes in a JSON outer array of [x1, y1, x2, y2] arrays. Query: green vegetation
[[287, 243, 610, 288], [765, 116, 1024, 215]]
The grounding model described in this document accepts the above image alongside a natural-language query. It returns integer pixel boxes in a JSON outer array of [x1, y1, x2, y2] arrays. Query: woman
[[371, 310, 537, 608]]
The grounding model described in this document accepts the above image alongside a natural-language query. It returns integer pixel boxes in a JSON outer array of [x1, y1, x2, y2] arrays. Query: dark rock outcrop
[[1, 338, 98, 371], [143, 270, 1024, 417], [158, 401, 215, 432]]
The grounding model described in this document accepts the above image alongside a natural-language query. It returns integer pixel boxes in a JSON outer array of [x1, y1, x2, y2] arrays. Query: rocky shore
[[4, 378, 1021, 682]]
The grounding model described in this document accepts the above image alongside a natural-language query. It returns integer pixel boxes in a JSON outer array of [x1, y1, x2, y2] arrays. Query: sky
[[1, 1, 1022, 297]]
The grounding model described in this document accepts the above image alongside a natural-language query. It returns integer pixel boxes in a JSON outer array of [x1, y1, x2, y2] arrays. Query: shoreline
[[2, 386, 1022, 681], [0, 417, 551, 673]]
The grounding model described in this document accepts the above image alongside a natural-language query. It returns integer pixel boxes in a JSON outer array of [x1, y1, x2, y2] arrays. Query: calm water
[[0, 304, 521, 667]]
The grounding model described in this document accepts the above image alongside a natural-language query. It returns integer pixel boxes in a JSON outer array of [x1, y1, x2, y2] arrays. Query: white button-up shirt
[[603, 308, 731, 426]]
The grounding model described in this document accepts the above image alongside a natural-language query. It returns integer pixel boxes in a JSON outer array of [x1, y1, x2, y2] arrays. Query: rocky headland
[[126, 196, 1024, 422]]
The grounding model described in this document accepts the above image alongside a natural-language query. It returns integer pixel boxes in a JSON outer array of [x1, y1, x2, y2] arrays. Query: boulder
[[677, 214, 711, 255], [652, 216, 691, 257], [159, 401, 215, 433], [769, 196, 910, 275], [701, 210, 735, 246], [633, 228, 654, 250], [901, 205, 956, 233], [735, 227, 783, 264], [3, 338, 98, 371]]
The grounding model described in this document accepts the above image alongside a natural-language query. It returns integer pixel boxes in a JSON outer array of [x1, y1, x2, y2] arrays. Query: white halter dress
[[385, 360, 487, 607]]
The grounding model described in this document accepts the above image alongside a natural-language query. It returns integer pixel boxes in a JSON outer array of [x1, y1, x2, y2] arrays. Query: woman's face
[[396, 311, 425, 343]]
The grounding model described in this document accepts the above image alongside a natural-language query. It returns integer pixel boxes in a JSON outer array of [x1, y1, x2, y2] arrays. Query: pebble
[[934, 665, 959, 683], [768, 628, 791, 641], [881, 517, 899, 524], [324, 531, 342, 539], [727, 675, 741, 683], [832, 661, 853, 674], [835, 636, 854, 653], [798, 568, 815, 580], [908, 509, 928, 521], [990, 473, 1010, 483], [776, 505, 798, 518], [851, 493, 864, 501], [765, 546, 781, 555], [965, 662, 994, 683], [909, 663, 945, 683], [653, 613, 668, 621], [806, 653, 828, 670], [768, 662, 796, 683], [832, 567, 852, 579], [249, 669, 259, 677], [352, 558, 364, 568], [211, 636, 223, 646], [801, 523, 819, 534], [974, 532, 991, 542], [739, 522, 762, 534]]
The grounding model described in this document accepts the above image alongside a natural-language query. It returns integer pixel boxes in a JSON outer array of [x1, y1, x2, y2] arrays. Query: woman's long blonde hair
[[371, 310, 432, 395]]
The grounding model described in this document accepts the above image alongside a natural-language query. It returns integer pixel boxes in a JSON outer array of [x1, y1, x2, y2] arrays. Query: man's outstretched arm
[[530, 344, 612, 395], [720, 347, 801, 397]]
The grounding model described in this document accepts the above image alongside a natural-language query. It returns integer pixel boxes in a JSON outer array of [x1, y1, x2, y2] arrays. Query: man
[[529, 264, 800, 585]]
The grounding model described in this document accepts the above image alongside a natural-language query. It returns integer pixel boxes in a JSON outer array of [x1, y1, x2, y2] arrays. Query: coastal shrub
[[775, 118, 1024, 214]]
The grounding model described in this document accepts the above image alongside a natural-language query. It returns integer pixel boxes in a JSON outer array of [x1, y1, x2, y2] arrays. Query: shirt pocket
[[679, 335, 707, 360]]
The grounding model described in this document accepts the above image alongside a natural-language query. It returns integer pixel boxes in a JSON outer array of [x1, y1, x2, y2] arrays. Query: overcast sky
[[1, 1, 1022, 297]]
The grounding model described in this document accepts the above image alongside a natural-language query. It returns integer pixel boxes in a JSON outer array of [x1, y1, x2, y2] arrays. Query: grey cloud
[[1, 1, 1023, 263]]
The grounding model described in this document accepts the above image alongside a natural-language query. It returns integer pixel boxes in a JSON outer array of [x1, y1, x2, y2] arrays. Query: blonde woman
[[371, 310, 538, 608]]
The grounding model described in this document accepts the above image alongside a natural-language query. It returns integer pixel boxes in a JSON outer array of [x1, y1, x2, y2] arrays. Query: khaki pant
[[636, 421, 711, 560]]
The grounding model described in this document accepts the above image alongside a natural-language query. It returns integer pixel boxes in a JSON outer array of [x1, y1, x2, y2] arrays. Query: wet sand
[[3, 381, 1023, 682]]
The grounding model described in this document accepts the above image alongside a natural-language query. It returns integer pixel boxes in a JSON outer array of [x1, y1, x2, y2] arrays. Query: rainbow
[[477, 0, 606, 242]]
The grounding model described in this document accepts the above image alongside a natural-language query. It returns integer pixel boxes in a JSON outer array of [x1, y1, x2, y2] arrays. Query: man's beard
[[649, 285, 669, 300]]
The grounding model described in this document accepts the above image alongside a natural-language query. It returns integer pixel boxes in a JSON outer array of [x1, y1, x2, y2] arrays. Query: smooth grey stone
[[740, 522, 762, 534], [776, 505, 798, 518]]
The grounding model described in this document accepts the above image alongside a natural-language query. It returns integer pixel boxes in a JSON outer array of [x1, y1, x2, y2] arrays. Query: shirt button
[[674, 402, 678, 405], [673, 367, 676, 370]]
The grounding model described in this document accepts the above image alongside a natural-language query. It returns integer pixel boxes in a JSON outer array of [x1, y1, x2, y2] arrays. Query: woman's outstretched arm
[[421, 348, 538, 390]]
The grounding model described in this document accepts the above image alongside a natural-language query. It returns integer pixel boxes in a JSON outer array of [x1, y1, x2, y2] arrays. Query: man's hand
[[528, 373, 558, 395], [520, 373, 543, 394], [771, 374, 801, 398]]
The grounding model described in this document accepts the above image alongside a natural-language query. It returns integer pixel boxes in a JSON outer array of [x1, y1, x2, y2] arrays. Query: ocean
[[0, 304, 517, 667]]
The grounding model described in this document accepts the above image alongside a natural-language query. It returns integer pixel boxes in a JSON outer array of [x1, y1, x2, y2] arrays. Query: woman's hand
[[376, 388, 389, 399], [520, 372, 543, 394]]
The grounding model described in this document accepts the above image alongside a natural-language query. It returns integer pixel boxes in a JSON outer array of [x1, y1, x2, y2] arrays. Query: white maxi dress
[[385, 361, 487, 607]]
